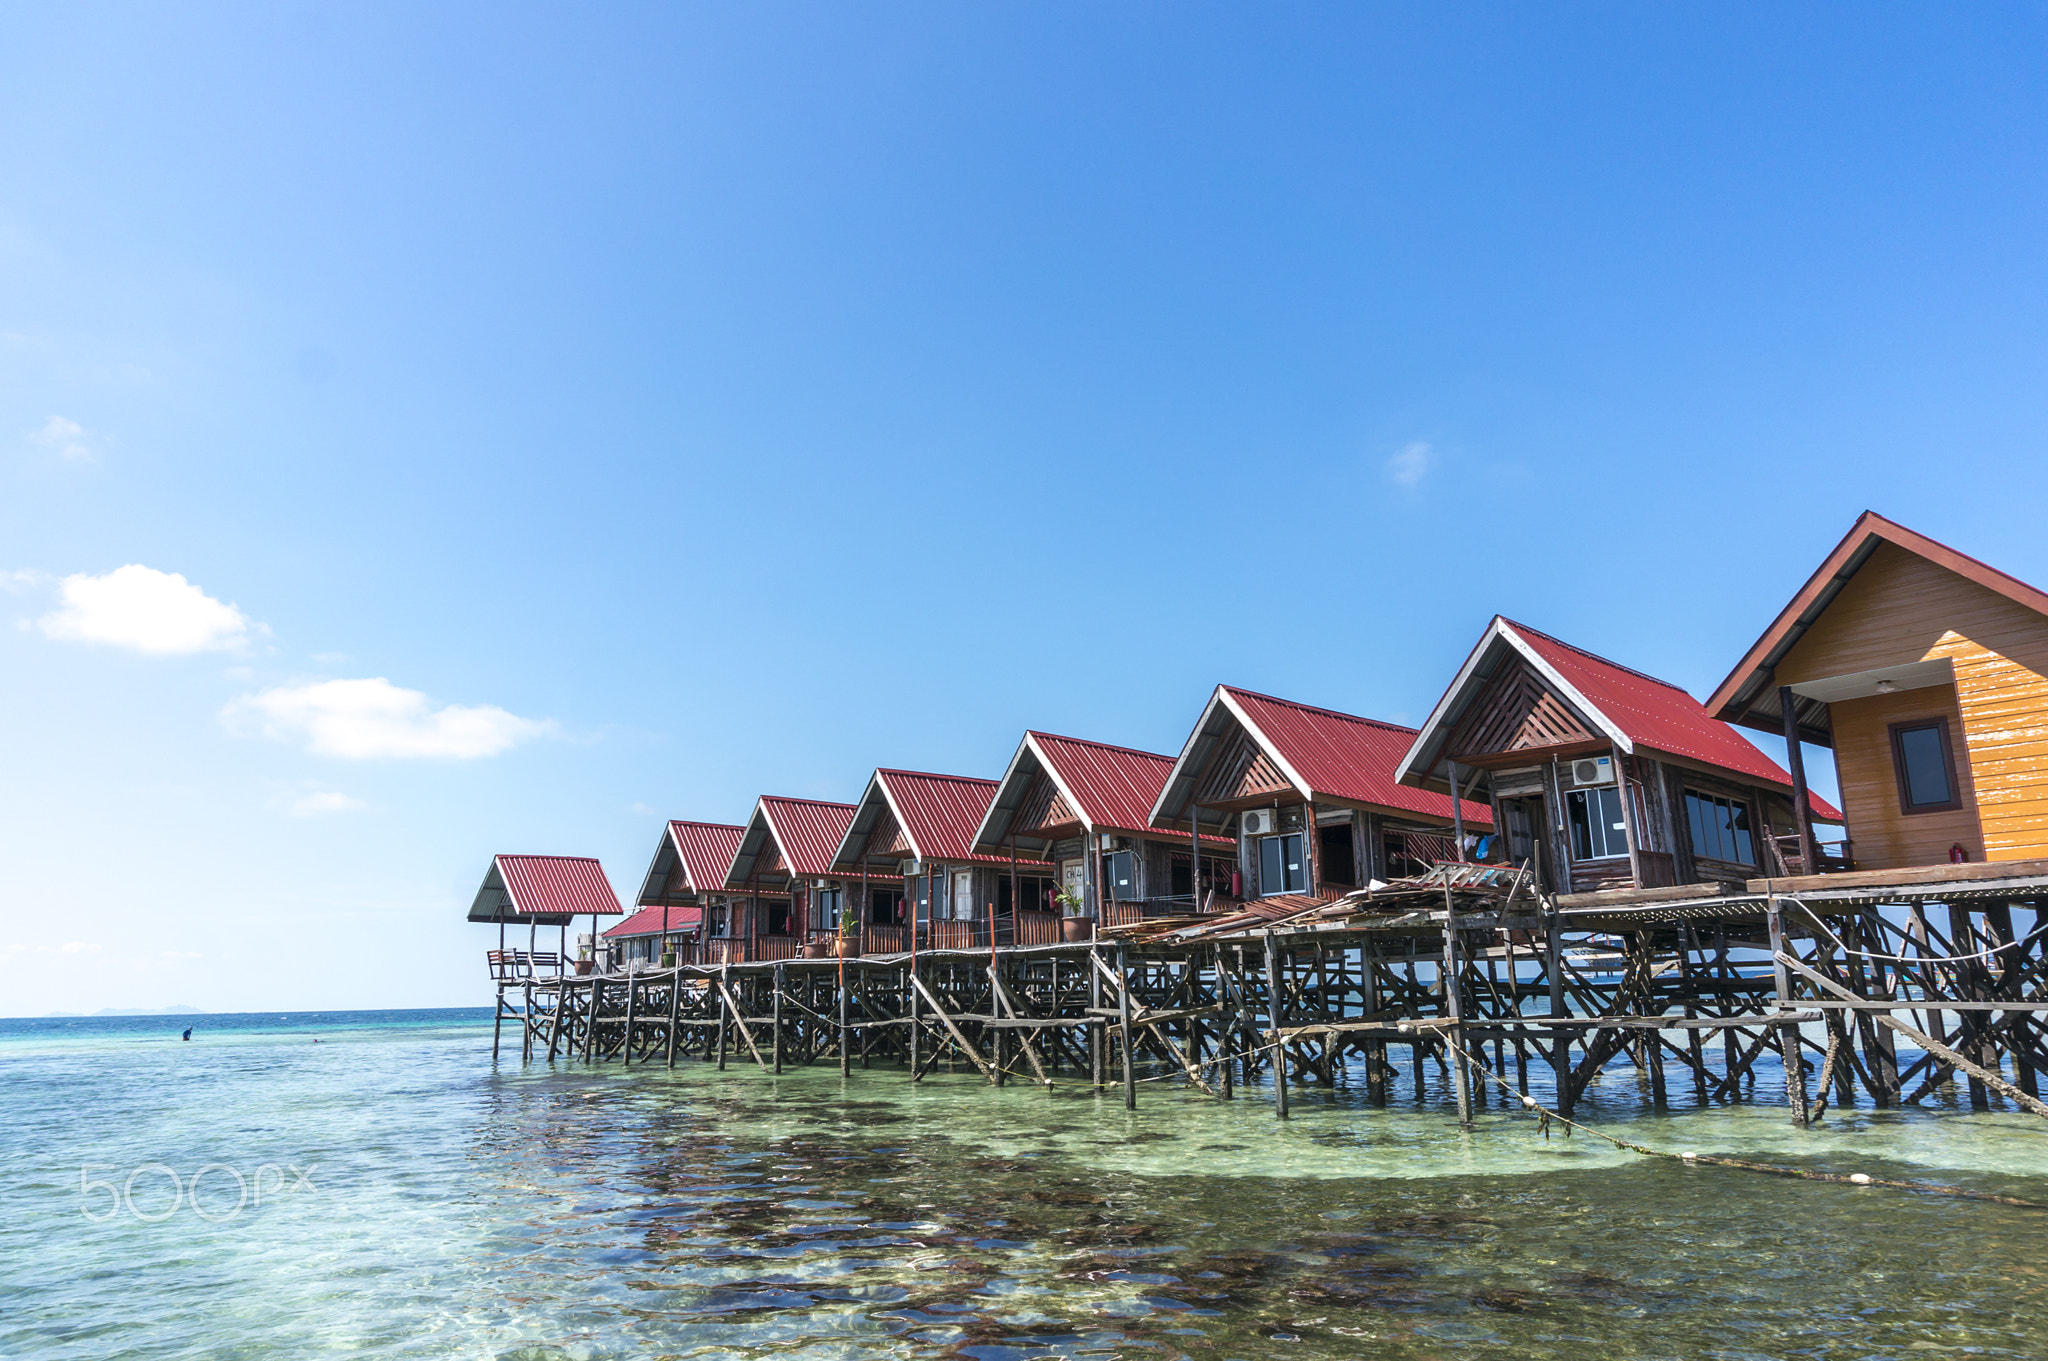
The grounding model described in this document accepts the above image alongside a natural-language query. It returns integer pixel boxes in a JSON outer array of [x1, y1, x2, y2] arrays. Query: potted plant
[[1056, 884, 1094, 942], [574, 944, 595, 976], [659, 938, 677, 968]]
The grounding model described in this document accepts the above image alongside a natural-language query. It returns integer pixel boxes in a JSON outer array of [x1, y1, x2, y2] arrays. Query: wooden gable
[[1448, 656, 1597, 759], [1016, 772, 1081, 838], [862, 805, 912, 858], [1194, 728, 1296, 807]]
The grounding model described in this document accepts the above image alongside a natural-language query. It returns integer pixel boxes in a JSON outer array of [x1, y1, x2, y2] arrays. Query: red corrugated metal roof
[[604, 904, 702, 938], [1028, 732, 1235, 845], [878, 769, 1050, 866], [495, 854, 622, 919], [669, 821, 745, 893], [1505, 620, 1844, 820], [759, 796, 859, 879], [1223, 688, 1495, 828]]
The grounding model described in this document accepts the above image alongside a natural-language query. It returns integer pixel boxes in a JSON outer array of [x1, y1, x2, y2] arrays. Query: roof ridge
[[1499, 618, 1695, 696], [668, 819, 745, 832], [1221, 685, 1421, 736], [877, 768, 998, 787], [1862, 510, 2048, 600], [759, 795, 856, 810], [1028, 730, 1174, 763]]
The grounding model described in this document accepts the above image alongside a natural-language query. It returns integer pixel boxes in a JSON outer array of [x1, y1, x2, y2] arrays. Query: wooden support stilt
[[1263, 931, 1288, 1120], [1117, 942, 1137, 1110], [772, 963, 785, 1075], [666, 969, 681, 1068], [622, 974, 637, 1066]]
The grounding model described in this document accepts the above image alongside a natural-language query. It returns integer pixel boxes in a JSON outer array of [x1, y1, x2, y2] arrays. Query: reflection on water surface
[[3, 1013, 2046, 1359]]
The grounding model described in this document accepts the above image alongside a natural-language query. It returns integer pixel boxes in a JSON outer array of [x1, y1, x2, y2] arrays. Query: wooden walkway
[[491, 860, 2048, 1129]]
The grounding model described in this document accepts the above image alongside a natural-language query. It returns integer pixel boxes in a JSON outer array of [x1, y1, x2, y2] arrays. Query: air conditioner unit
[[1571, 756, 1617, 787], [902, 858, 921, 878], [1100, 834, 1128, 851], [1241, 809, 1278, 836]]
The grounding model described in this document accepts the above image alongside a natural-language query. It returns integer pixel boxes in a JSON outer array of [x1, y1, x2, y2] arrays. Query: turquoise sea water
[[4, 1008, 2047, 1360]]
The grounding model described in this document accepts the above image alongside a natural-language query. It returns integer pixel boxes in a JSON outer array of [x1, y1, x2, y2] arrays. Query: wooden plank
[[1776, 951, 2048, 1119], [1745, 857, 2048, 895], [1557, 881, 1732, 908]]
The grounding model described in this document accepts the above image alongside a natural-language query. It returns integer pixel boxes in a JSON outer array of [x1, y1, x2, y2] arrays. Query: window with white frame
[[1566, 785, 1628, 860]]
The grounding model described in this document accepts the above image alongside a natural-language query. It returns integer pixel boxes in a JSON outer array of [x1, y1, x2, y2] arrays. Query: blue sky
[[5, 5, 2047, 1014]]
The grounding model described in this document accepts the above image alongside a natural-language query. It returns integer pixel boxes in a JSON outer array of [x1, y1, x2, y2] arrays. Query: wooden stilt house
[[1395, 617, 1841, 893], [830, 769, 1051, 950], [620, 820, 746, 966], [1707, 511, 2048, 872], [1148, 686, 1490, 906], [969, 731, 1238, 933], [722, 796, 875, 962], [468, 854, 623, 977]]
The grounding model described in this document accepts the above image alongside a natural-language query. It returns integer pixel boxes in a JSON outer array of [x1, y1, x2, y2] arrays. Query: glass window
[[1683, 790, 1754, 865], [1258, 833, 1306, 895], [1893, 721, 1956, 810], [1566, 786, 1628, 860]]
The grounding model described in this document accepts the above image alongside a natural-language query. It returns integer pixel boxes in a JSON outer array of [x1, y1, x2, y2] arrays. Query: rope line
[[1784, 897, 2048, 967]]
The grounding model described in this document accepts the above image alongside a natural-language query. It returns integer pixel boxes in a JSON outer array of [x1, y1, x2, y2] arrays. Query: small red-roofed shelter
[[1396, 617, 1843, 894], [1150, 685, 1492, 901], [830, 768, 1052, 949], [970, 732, 1237, 927], [468, 854, 622, 975]]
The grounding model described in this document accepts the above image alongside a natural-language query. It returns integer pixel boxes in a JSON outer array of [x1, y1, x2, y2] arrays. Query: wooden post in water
[[716, 963, 729, 1071], [1263, 930, 1289, 1121], [622, 974, 637, 1066], [772, 963, 786, 1075], [1767, 900, 1810, 1126], [492, 983, 504, 1062], [1117, 942, 1137, 1110], [1088, 946, 1104, 1091], [1442, 899, 1472, 1128], [666, 967, 681, 1068], [585, 978, 601, 1062], [839, 959, 851, 1078]]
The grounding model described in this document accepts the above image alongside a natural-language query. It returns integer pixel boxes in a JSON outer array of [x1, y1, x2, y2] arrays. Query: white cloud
[[38, 565, 253, 654], [627, 801, 658, 817], [288, 790, 368, 817], [1385, 441, 1435, 487], [58, 941, 101, 955], [28, 415, 95, 462], [223, 677, 552, 760], [1, 568, 44, 594]]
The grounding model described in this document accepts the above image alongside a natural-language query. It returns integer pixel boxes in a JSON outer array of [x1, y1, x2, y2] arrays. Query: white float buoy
[[1679, 1150, 1698, 1160], [1850, 1172, 1872, 1185], [1520, 1094, 1539, 1109]]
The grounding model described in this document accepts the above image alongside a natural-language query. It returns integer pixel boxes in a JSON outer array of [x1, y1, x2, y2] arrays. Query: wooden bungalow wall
[[1774, 540, 2048, 867]]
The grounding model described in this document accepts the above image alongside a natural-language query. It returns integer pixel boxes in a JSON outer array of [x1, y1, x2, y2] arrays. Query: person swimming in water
[[181, 1027, 192, 1041]]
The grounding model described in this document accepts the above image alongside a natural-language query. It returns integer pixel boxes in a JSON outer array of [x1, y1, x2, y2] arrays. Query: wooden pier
[[491, 859, 2048, 1128]]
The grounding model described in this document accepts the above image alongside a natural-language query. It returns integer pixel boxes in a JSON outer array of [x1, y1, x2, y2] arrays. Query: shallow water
[[4, 1010, 2046, 1360]]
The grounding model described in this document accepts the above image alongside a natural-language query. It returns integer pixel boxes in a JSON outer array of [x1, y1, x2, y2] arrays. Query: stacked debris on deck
[[1103, 861, 1535, 946]]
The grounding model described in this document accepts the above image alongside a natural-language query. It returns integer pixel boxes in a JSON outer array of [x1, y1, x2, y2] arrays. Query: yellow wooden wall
[[1827, 685, 1983, 869], [1777, 540, 2048, 864]]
